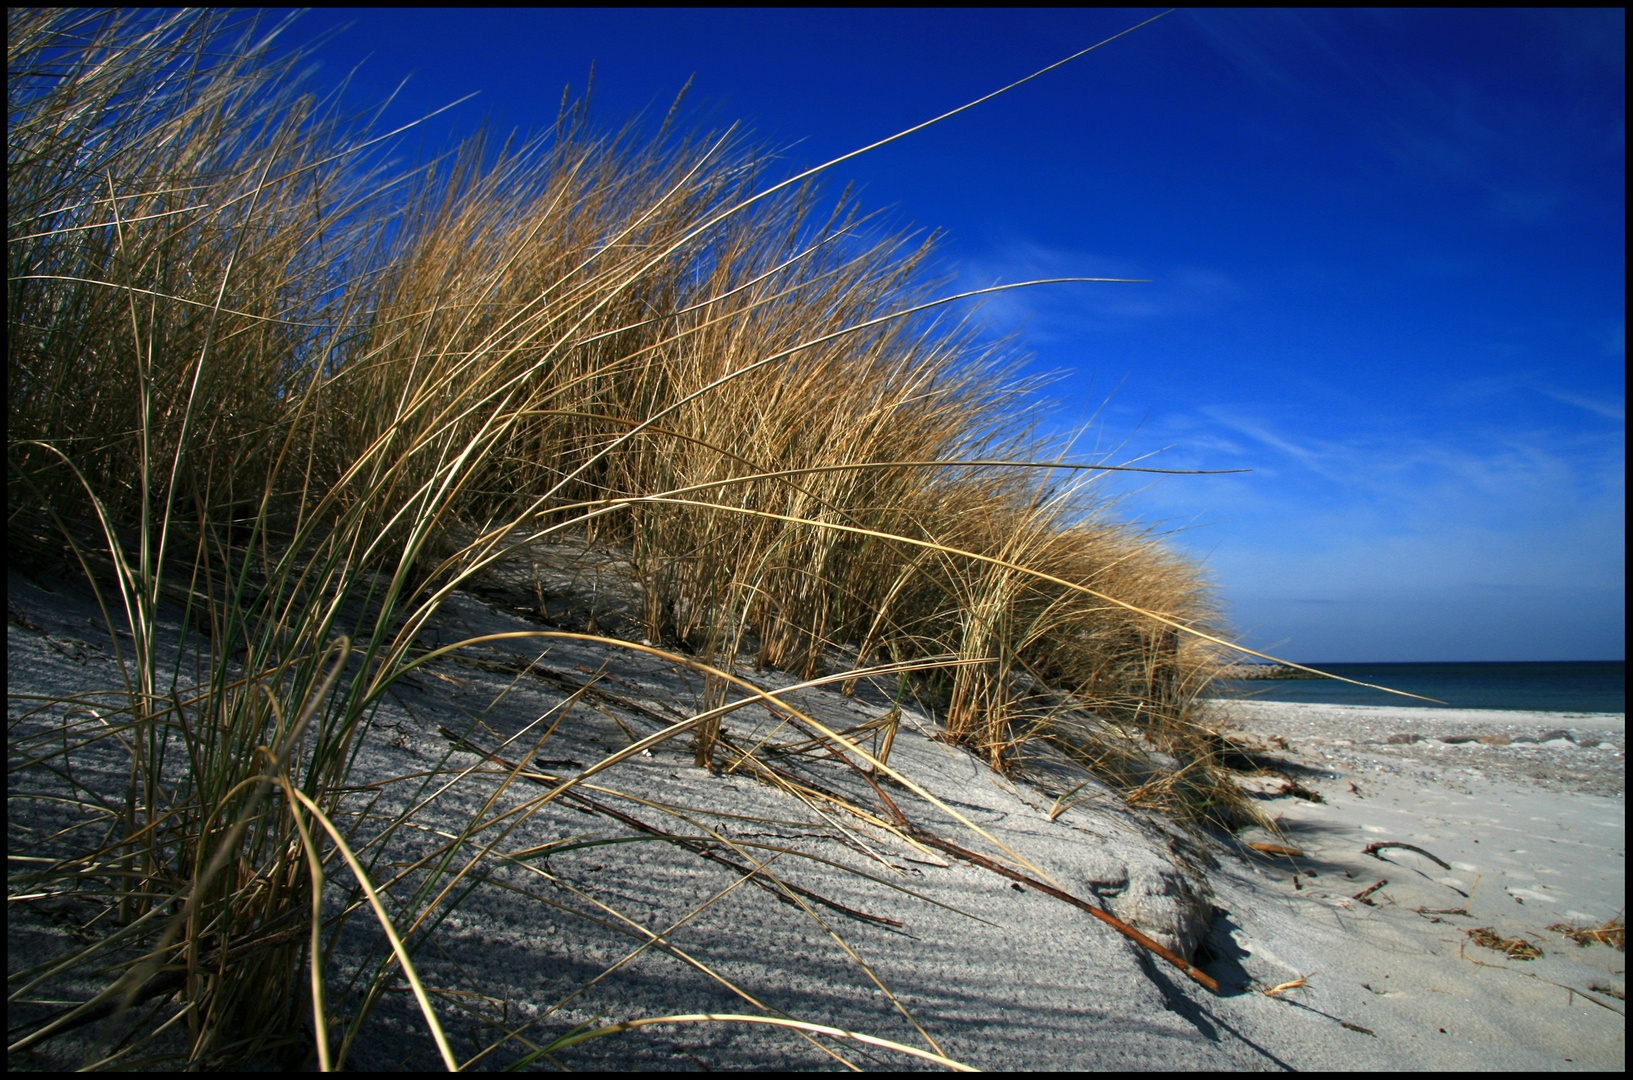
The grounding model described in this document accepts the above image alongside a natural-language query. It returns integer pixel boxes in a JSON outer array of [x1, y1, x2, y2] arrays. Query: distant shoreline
[[1208, 659, 1623, 714], [1217, 663, 1323, 680], [1215, 698, 1623, 799], [1217, 698, 1624, 727]]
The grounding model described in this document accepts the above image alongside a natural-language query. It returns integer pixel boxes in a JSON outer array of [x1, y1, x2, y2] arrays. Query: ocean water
[[1205, 660, 1624, 714]]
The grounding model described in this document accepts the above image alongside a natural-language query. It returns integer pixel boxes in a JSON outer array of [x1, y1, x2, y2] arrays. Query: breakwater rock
[[1220, 663, 1325, 681]]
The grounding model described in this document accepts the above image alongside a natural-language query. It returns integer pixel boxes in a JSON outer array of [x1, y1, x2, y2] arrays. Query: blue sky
[[274, 8, 1624, 663]]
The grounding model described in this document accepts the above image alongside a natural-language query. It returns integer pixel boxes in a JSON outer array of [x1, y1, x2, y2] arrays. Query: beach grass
[[9, 8, 1271, 1068]]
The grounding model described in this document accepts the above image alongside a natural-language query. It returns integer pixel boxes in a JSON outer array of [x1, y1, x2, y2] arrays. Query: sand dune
[[8, 562, 1624, 1069]]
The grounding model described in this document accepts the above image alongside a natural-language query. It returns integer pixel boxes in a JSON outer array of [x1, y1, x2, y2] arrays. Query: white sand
[[1209, 700, 1624, 1070], [8, 564, 1625, 1069]]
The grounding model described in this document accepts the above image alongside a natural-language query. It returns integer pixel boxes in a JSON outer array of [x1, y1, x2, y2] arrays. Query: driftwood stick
[[438, 727, 902, 928], [898, 824, 1219, 993], [1353, 879, 1390, 904], [553, 776, 904, 929], [720, 721, 1220, 994], [441, 725, 1220, 993], [1363, 841, 1452, 870], [1244, 841, 1304, 857]]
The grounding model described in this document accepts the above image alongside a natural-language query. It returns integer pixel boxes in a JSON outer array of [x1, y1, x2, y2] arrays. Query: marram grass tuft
[[9, 7, 1342, 1069]]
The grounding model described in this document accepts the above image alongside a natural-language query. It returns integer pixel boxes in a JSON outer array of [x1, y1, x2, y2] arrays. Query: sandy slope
[[7, 549, 1624, 1070]]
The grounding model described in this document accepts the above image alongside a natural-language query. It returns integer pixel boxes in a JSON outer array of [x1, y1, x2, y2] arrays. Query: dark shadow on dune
[[1136, 912, 1297, 1070]]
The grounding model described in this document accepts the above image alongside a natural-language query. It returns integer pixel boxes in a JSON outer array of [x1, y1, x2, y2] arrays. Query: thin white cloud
[[954, 237, 1245, 340], [1540, 388, 1625, 422], [1195, 405, 1331, 475]]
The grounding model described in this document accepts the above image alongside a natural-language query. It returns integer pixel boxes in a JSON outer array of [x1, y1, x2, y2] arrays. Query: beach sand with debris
[[8, 558, 1624, 1070], [1208, 700, 1623, 1068]]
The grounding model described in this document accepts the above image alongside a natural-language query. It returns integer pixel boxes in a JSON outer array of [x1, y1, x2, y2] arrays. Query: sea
[[1205, 660, 1624, 714]]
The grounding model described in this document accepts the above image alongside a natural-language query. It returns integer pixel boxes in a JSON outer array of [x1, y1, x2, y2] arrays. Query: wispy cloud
[[1194, 405, 1335, 477], [953, 237, 1246, 341], [1539, 388, 1625, 422]]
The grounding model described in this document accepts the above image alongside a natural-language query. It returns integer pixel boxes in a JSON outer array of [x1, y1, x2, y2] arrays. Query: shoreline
[[1215, 699, 1626, 744], [1209, 698, 1625, 723], [1210, 700, 1625, 800], [1205, 692, 1626, 717]]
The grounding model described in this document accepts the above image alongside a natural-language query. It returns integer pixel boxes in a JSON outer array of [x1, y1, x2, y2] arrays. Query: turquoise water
[[1205, 660, 1624, 714]]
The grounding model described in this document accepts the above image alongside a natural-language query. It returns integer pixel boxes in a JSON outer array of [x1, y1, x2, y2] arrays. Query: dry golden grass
[[9, 7, 1309, 1068], [1549, 912, 1626, 952]]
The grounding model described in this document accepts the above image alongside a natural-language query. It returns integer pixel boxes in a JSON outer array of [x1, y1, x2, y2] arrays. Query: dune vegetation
[[9, 8, 1273, 1068]]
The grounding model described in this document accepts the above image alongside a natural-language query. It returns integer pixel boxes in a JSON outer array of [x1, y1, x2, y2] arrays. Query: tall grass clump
[[10, 7, 1265, 1068]]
